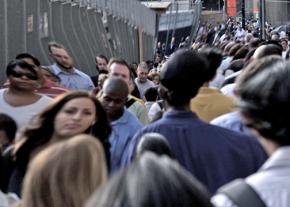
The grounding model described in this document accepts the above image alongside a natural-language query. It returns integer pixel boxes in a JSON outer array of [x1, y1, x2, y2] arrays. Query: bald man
[[98, 77, 142, 173]]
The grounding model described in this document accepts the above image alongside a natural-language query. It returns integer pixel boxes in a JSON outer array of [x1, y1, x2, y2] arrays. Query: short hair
[[228, 44, 243, 56], [137, 62, 149, 72], [22, 134, 107, 207], [236, 56, 290, 145], [6, 59, 38, 79], [14, 91, 111, 171], [135, 133, 173, 158], [86, 153, 212, 207], [198, 47, 223, 81], [108, 57, 130, 73], [16, 53, 41, 67], [48, 41, 67, 53], [232, 46, 249, 60], [144, 87, 158, 102], [160, 49, 209, 106], [108, 57, 136, 80], [254, 44, 282, 59], [0, 113, 17, 143]]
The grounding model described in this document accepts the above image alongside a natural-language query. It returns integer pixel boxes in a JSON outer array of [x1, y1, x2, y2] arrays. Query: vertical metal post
[[242, 0, 246, 29], [259, 0, 266, 39]]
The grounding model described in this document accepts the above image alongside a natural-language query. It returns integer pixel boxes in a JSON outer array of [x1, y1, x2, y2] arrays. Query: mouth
[[64, 124, 81, 129]]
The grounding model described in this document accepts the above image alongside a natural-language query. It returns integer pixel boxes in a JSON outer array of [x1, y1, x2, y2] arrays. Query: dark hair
[[96, 54, 109, 64], [233, 46, 249, 60], [86, 153, 212, 207], [0, 113, 17, 143], [108, 57, 130, 73], [199, 48, 223, 81], [135, 133, 173, 158], [14, 91, 111, 170], [144, 87, 158, 102], [6, 60, 38, 79], [160, 50, 209, 106], [15, 53, 41, 67], [226, 59, 244, 73], [255, 44, 282, 59], [228, 44, 243, 56], [236, 56, 290, 146]]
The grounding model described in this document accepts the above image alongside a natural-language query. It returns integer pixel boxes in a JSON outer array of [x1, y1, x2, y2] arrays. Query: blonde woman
[[21, 134, 107, 207]]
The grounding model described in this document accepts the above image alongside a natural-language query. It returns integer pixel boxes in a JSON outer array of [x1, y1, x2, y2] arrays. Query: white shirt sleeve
[[211, 194, 239, 207]]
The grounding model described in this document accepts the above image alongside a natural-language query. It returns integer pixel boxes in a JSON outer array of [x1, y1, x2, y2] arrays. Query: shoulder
[[74, 69, 91, 79]]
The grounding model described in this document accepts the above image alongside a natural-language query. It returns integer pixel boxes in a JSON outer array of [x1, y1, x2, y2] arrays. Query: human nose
[[72, 111, 82, 120]]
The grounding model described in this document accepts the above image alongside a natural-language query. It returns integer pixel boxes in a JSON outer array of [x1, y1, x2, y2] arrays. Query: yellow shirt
[[190, 87, 235, 122]]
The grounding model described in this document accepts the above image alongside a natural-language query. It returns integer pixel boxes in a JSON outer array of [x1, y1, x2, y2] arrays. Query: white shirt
[[212, 147, 290, 207], [0, 89, 52, 130]]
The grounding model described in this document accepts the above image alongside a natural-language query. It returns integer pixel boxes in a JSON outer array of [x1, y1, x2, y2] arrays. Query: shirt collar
[[260, 146, 290, 171], [53, 63, 78, 75]]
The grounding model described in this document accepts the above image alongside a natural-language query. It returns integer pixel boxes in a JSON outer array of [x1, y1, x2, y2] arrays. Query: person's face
[[8, 66, 39, 91], [281, 41, 288, 51], [152, 75, 160, 85], [53, 98, 96, 139], [50, 47, 73, 69], [109, 63, 130, 85], [99, 89, 126, 119], [0, 130, 9, 147], [41, 69, 59, 83], [137, 68, 149, 83], [96, 57, 108, 71]]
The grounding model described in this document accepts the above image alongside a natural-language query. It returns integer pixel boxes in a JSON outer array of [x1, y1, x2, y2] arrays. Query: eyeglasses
[[10, 70, 38, 80]]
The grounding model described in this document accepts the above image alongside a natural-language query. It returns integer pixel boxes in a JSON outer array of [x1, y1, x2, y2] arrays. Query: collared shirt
[[49, 64, 95, 90], [190, 87, 235, 122], [212, 146, 290, 207], [122, 110, 267, 194], [109, 109, 142, 173], [210, 111, 252, 136]]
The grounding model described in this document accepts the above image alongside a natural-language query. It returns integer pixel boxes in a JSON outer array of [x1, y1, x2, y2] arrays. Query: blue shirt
[[122, 110, 267, 194], [109, 109, 142, 173], [210, 111, 252, 136], [49, 64, 95, 90]]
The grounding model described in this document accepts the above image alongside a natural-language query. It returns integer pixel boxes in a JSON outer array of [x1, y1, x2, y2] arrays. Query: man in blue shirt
[[122, 49, 267, 194], [98, 77, 142, 173], [48, 41, 95, 90]]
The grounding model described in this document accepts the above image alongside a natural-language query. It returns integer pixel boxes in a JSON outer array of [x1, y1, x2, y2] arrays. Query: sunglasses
[[10, 70, 38, 80]]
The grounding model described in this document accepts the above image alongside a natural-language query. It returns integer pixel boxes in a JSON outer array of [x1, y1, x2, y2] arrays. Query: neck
[[57, 63, 73, 72], [203, 82, 209, 87], [110, 108, 124, 121], [8, 88, 35, 96], [167, 102, 191, 112], [50, 134, 69, 144]]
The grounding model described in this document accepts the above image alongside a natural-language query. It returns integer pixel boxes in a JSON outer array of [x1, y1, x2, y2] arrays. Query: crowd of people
[[0, 17, 290, 207]]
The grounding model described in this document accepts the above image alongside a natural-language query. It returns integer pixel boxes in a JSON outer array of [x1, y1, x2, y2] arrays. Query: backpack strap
[[125, 98, 136, 108], [218, 179, 266, 207]]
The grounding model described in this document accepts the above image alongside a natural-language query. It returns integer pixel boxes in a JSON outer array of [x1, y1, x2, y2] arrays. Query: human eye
[[83, 110, 93, 116], [63, 108, 76, 114]]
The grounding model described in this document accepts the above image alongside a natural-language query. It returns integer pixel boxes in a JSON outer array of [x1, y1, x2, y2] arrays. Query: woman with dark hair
[[5, 91, 111, 196], [86, 153, 213, 207]]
